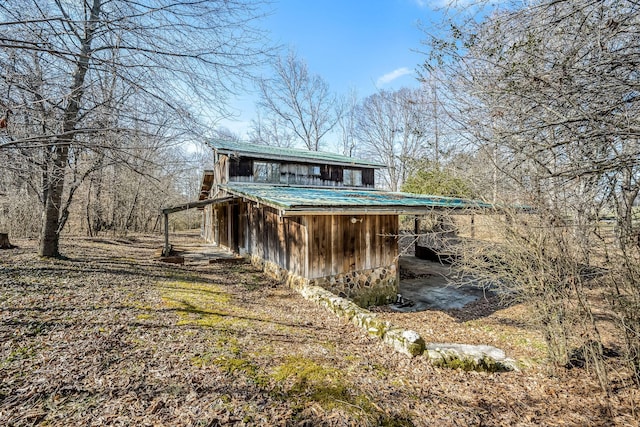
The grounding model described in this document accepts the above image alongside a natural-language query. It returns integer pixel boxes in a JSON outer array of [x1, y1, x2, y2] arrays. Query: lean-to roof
[[220, 183, 494, 216]]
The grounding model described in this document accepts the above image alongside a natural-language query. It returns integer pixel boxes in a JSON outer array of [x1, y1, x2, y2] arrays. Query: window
[[343, 169, 362, 186], [253, 161, 280, 183]]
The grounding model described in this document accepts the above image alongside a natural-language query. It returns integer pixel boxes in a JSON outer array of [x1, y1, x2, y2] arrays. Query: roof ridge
[[205, 139, 386, 168]]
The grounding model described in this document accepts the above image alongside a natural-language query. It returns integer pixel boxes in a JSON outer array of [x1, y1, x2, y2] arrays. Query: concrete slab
[[392, 256, 491, 312]]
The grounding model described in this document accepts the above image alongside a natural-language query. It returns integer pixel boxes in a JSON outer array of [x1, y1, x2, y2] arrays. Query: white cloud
[[376, 67, 414, 86]]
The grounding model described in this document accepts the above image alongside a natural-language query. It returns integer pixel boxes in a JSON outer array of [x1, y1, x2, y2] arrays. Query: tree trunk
[[0, 233, 10, 249], [93, 167, 104, 234], [86, 176, 93, 237], [39, 145, 69, 257], [37, 0, 102, 257]]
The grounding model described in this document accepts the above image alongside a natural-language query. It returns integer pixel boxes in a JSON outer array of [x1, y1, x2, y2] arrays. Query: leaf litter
[[0, 234, 638, 426]]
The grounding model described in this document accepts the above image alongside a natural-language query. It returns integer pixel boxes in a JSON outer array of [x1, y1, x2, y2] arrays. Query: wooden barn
[[198, 140, 489, 307]]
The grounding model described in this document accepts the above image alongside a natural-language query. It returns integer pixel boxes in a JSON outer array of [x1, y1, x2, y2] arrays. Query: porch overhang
[[219, 183, 499, 217], [160, 195, 234, 256]]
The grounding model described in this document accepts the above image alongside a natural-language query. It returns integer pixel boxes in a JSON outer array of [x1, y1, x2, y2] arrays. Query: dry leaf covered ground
[[1, 233, 638, 426]]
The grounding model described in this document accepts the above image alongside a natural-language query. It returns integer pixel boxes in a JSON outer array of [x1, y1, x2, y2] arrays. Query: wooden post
[[0, 233, 11, 249], [414, 216, 420, 254], [163, 213, 170, 256], [213, 208, 219, 246]]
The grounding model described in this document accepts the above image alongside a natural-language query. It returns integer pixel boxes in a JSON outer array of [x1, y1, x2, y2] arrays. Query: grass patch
[[271, 355, 411, 424], [1, 345, 37, 367], [213, 356, 270, 387], [273, 356, 359, 408], [272, 355, 353, 411], [159, 280, 234, 328]]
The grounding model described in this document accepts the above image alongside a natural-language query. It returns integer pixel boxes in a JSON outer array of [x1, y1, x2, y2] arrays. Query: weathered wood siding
[[245, 202, 308, 277], [307, 215, 397, 279], [362, 169, 375, 187], [211, 201, 245, 252], [202, 205, 213, 242], [209, 199, 397, 282], [226, 156, 375, 188], [214, 203, 229, 249], [214, 155, 228, 186], [237, 201, 247, 253], [228, 157, 253, 178]]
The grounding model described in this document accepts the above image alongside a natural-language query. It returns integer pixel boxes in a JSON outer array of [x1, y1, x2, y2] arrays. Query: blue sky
[[219, 0, 444, 137]]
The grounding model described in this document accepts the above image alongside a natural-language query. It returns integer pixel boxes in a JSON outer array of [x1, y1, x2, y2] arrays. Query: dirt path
[[1, 234, 637, 426]]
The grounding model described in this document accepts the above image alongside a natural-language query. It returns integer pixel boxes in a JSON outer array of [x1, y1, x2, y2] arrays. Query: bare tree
[[423, 0, 640, 210], [355, 87, 430, 191], [257, 49, 339, 151], [247, 110, 296, 148], [422, 0, 640, 387], [0, 0, 270, 257], [213, 127, 242, 142], [336, 88, 359, 157]]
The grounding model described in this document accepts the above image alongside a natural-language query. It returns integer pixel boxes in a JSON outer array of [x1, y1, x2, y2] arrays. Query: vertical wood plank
[[324, 215, 332, 277], [373, 215, 380, 268], [391, 215, 399, 260], [309, 215, 318, 277], [330, 215, 340, 276], [290, 217, 297, 274], [227, 204, 232, 251], [381, 215, 388, 266], [354, 215, 362, 270], [364, 215, 372, 270], [317, 216, 330, 277], [278, 213, 285, 267], [302, 217, 309, 278], [293, 218, 302, 276], [257, 207, 264, 260], [286, 219, 293, 273], [343, 216, 353, 273], [267, 210, 275, 264], [249, 204, 255, 255]]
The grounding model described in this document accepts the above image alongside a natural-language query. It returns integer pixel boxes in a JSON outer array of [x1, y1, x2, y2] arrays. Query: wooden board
[[224, 203, 397, 280], [306, 214, 398, 279]]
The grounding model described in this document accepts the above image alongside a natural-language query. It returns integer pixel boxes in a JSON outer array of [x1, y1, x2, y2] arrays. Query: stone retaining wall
[[310, 264, 398, 308], [252, 255, 517, 371], [297, 281, 426, 357], [425, 343, 518, 372], [299, 283, 518, 370]]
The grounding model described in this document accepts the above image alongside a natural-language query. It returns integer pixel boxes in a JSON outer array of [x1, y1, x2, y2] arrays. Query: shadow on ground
[[391, 256, 512, 321]]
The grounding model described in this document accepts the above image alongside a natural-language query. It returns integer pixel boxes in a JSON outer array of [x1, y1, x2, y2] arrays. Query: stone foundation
[[310, 264, 398, 308], [251, 256, 310, 289], [252, 256, 398, 308]]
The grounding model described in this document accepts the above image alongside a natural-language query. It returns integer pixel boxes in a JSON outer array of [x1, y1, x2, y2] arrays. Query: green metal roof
[[221, 183, 494, 215], [206, 139, 386, 168]]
